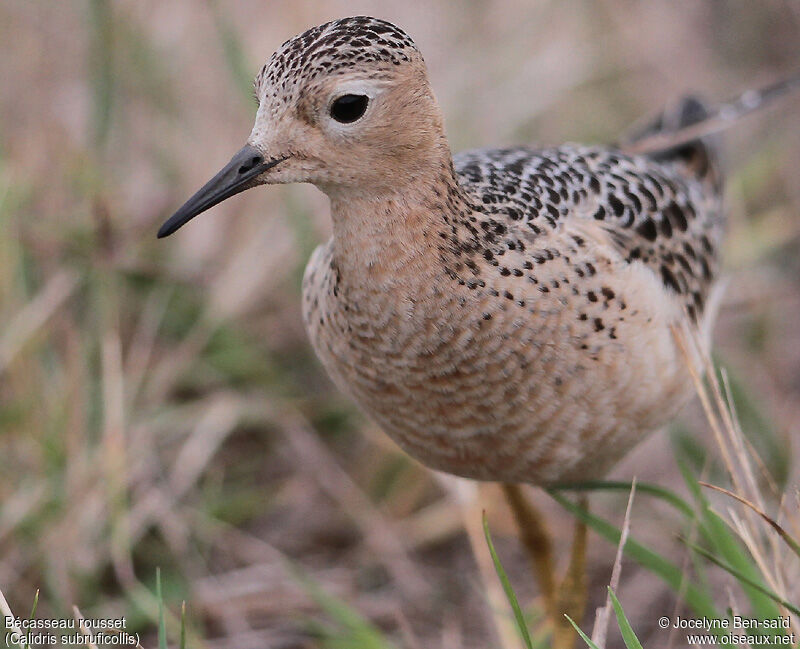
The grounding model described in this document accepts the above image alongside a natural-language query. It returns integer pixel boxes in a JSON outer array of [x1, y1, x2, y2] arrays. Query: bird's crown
[[254, 16, 419, 105]]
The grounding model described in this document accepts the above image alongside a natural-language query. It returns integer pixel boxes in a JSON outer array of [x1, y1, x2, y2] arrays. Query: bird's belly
[[303, 264, 696, 486]]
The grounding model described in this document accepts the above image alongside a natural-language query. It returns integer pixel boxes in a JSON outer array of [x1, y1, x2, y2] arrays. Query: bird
[[160, 15, 723, 484], [158, 15, 798, 647]]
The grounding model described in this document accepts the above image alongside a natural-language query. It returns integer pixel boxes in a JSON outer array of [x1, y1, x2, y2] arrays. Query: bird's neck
[[325, 149, 467, 290]]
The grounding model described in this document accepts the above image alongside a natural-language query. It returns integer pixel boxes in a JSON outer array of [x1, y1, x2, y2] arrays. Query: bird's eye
[[330, 94, 369, 123]]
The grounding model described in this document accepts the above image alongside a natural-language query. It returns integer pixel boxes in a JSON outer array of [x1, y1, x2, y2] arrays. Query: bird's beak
[[157, 144, 286, 238]]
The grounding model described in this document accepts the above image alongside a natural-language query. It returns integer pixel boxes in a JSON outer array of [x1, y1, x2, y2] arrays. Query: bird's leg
[[553, 495, 588, 649], [501, 484, 557, 620], [501, 484, 588, 649]]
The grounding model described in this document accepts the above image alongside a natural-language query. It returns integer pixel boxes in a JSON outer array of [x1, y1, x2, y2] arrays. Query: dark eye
[[330, 94, 369, 123]]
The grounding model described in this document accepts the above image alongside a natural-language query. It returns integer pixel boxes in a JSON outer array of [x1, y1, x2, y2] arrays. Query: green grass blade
[[156, 568, 167, 649], [671, 424, 716, 478], [482, 512, 534, 649], [714, 359, 789, 490], [686, 541, 800, 617], [24, 591, 39, 649], [287, 561, 395, 649], [27, 590, 39, 621], [180, 601, 187, 649], [565, 615, 601, 649], [551, 480, 695, 519], [677, 460, 780, 620], [608, 589, 644, 649], [549, 493, 719, 618]]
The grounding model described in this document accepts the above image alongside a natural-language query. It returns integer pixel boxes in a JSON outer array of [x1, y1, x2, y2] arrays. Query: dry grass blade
[[169, 395, 243, 497], [623, 73, 800, 155], [672, 321, 766, 532], [125, 287, 173, 407], [591, 478, 636, 649], [0, 587, 23, 642], [719, 370, 792, 599], [671, 325, 740, 489], [725, 508, 785, 601], [73, 606, 100, 649], [673, 317, 799, 632], [0, 270, 79, 373], [699, 482, 800, 559], [392, 605, 423, 649], [275, 407, 430, 601], [143, 318, 217, 404], [0, 485, 46, 545]]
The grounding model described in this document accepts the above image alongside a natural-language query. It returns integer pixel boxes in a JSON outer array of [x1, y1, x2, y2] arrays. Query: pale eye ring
[[330, 94, 369, 123]]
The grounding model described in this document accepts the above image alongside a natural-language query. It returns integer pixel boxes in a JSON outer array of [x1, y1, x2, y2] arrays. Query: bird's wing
[[453, 145, 723, 321]]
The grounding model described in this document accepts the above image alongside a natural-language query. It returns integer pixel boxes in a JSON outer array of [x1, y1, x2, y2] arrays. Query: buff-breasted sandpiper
[[158, 16, 799, 648]]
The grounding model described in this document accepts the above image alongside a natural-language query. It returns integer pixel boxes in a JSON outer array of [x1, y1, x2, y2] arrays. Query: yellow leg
[[553, 495, 588, 649], [501, 484, 557, 613], [502, 485, 588, 649]]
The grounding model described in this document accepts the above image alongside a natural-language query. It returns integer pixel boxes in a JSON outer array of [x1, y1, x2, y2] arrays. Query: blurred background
[[1, 1, 799, 647]]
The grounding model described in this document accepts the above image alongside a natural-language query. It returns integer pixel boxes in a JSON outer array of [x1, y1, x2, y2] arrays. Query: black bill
[[157, 144, 286, 238]]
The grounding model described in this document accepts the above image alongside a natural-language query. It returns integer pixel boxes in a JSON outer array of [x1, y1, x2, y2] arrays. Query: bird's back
[[453, 97, 724, 326]]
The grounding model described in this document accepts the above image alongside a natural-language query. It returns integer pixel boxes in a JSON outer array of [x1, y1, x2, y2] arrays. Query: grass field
[[1, 2, 800, 647]]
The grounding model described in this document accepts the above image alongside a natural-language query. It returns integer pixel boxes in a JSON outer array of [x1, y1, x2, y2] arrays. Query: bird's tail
[[624, 94, 721, 189], [621, 73, 800, 157]]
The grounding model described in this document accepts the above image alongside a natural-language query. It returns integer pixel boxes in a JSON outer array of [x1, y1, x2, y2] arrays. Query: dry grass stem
[[0, 270, 79, 373], [674, 319, 800, 633], [591, 478, 637, 649], [73, 606, 100, 649]]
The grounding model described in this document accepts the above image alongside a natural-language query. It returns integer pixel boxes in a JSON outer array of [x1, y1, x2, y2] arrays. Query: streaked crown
[[254, 16, 420, 106]]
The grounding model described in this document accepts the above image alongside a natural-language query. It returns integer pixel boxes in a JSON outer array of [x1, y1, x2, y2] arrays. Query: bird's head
[[159, 16, 445, 238]]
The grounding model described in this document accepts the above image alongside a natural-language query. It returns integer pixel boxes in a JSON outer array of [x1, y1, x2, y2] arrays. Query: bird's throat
[[326, 171, 463, 291]]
